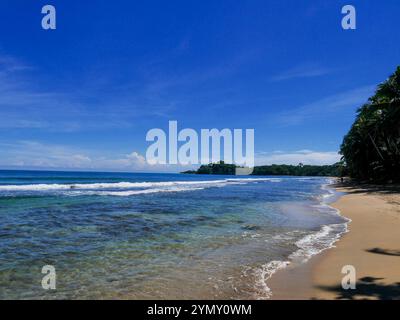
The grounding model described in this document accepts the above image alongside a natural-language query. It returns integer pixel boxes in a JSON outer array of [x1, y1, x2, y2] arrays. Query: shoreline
[[267, 182, 400, 300]]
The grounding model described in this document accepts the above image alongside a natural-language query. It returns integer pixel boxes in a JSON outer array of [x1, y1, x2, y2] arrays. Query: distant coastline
[[182, 161, 345, 177]]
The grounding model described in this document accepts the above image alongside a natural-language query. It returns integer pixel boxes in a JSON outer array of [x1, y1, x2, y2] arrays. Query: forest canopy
[[182, 161, 344, 177], [340, 66, 400, 183]]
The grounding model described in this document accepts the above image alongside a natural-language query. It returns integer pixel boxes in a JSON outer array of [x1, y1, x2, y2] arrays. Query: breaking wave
[[254, 179, 350, 299], [0, 177, 281, 196]]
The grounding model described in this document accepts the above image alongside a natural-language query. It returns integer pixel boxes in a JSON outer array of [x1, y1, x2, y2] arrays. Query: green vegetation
[[340, 67, 400, 183], [182, 161, 345, 177], [181, 161, 236, 175], [251, 163, 344, 176]]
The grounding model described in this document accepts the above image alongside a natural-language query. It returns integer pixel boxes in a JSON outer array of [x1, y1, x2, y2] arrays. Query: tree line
[[340, 66, 400, 183], [182, 161, 344, 177]]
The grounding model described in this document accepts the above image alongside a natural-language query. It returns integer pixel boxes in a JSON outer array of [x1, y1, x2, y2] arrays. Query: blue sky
[[0, 0, 399, 171]]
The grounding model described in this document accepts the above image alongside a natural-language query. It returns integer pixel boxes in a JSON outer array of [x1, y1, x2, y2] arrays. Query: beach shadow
[[366, 247, 400, 257], [332, 180, 400, 195], [317, 276, 400, 300]]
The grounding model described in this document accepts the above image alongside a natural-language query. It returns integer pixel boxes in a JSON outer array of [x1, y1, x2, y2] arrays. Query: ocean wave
[[0, 178, 281, 196], [289, 223, 348, 263], [0, 177, 279, 192], [0, 181, 216, 191], [227, 178, 282, 183], [320, 179, 336, 199], [257, 221, 349, 299], [256, 183, 350, 299], [253, 260, 290, 299], [69, 186, 206, 197]]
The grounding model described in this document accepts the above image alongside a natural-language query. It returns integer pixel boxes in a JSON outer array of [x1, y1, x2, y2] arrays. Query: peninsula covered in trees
[[182, 161, 345, 177]]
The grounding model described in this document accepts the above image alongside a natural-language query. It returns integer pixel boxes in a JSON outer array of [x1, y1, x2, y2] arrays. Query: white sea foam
[[226, 178, 282, 183], [0, 181, 217, 191], [289, 223, 348, 262], [257, 181, 351, 299], [0, 177, 279, 192], [320, 180, 336, 200], [257, 222, 349, 299], [253, 260, 290, 299], [71, 186, 206, 197]]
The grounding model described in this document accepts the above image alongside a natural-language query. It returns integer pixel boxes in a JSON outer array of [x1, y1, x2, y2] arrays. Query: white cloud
[[96, 151, 149, 170], [0, 141, 92, 169], [270, 63, 331, 82], [0, 140, 193, 172], [255, 150, 341, 165], [0, 140, 341, 171], [127, 151, 146, 164]]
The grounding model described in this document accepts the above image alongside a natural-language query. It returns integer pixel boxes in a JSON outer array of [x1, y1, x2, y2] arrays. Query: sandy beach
[[269, 183, 400, 300]]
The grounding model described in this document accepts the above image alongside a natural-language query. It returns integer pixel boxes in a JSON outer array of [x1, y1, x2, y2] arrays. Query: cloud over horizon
[[0, 140, 341, 172], [255, 150, 341, 166]]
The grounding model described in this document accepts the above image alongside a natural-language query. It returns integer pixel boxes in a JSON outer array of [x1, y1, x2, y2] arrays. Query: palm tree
[[340, 66, 400, 182]]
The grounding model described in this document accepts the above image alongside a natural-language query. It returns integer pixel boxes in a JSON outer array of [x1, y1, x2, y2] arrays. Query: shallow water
[[0, 170, 347, 299]]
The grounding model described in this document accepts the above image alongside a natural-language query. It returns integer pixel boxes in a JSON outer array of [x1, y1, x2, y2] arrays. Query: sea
[[0, 170, 349, 299]]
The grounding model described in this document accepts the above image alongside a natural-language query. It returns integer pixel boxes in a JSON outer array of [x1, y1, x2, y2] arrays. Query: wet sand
[[268, 183, 400, 300]]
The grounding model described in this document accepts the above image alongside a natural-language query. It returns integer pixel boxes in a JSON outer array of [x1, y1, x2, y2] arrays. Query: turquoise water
[[0, 170, 347, 299]]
